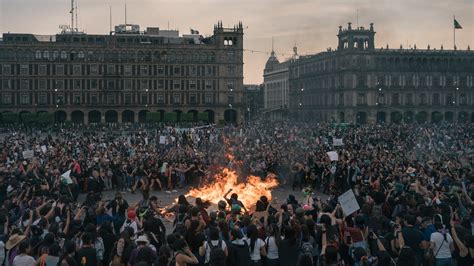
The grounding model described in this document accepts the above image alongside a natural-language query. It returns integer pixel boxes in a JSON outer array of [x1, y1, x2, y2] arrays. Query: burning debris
[[186, 167, 279, 210]]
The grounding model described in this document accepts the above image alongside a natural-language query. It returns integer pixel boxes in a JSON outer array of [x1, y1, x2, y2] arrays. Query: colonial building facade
[[0, 21, 244, 124], [289, 23, 474, 124], [262, 50, 290, 120]]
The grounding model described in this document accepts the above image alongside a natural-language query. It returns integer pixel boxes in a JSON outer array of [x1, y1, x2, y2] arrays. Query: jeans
[[435, 258, 452, 266], [264, 258, 279, 266], [250, 260, 263, 266]]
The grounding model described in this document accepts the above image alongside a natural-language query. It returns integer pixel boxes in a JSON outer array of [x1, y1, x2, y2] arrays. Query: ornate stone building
[[262, 50, 290, 120], [289, 23, 474, 124], [0, 21, 244, 124]]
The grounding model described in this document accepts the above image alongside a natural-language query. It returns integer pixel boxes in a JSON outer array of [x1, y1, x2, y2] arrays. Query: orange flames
[[186, 168, 279, 210]]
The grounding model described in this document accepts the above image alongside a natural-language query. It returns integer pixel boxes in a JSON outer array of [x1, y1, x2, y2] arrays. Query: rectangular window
[[227, 51, 234, 61], [189, 94, 197, 104], [173, 94, 181, 104], [157, 66, 164, 75], [433, 94, 440, 105], [392, 93, 399, 105], [227, 80, 234, 90], [107, 64, 115, 75], [174, 66, 180, 75], [74, 80, 81, 90], [157, 80, 164, 89], [91, 94, 98, 104], [73, 65, 81, 76], [124, 65, 132, 76], [56, 65, 64, 76], [56, 95, 64, 105], [2, 93, 12, 104], [446, 94, 454, 105], [459, 94, 467, 105], [39, 65, 47, 76], [38, 93, 47, 104], [20, 64, 29, 75], [140, 94, 147, 104], [205, 80, 213, 89], [124, 80, 132, 90], [124, 94, 132, 104], [107, 94, 115, 104], [20, 93, 30, 104], [90, 64, 98, 75], [2, 65, 11, 75], [74, 94, 81, 104], [189, 80, 197, 89], [227, 66, 235, 76], [107, 80, 115, 90], [419, 93, 427, 105], [227, 95, 235, 104], [55, 80, 64, 90], [39, 80, 47, 90], [339, 93, 344, 105], [190, 66, 196, 76], [2, 80, 11, 89], [357, 93, 366, 105], [205, 94, 212, 104], [173, 80, 181, 90], [206, 66, 212, 76], [140, 66, 149, 76], [406, 94, 413, 105], [21, 80, 30, 90], [141, 80, 149, 90], [91, 80, 98, 90], [157, 94, 165, 104]]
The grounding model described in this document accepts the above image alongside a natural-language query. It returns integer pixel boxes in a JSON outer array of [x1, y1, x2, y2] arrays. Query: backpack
[[208, 240, 225, 266], [300, 241, 313, 256], [229, 240, 251, 266]]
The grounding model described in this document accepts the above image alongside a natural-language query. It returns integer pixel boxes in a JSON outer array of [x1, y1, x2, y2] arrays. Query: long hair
[[247, 224, 259, 252]]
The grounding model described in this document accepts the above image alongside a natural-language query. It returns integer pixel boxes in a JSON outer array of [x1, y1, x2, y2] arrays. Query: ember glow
[[186, 167, 279, 209]]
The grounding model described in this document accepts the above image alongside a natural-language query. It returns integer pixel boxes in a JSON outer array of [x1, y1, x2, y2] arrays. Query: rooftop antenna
[[271, 37, 274, 52], [124, 0, 127, 24], [75, 0, 79, 31], [70, 0, 75, 31]]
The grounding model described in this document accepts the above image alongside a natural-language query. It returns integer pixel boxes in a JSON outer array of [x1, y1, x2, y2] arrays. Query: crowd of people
[[0, 121, 472, 266]]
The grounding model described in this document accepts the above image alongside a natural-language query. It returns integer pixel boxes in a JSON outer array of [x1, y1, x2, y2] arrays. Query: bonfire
[[186, 167, 279, 209]]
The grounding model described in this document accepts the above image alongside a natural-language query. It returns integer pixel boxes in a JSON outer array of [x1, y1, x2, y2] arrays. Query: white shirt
[[121, 219, 138, 235], [265, 236, 279, 260], [203, 240, 227, 264], [13, 254, 36, 266], [249, 238, 265, 261], [430, 231, 453, 259]]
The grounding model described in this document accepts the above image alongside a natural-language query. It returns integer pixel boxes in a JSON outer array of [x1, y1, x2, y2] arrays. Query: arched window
[[78, 51, 85, 60], [35, 50, 42, 60], [61, 51, 68, 60], [53, 51, 59, 60], [43, 51, 50, 60]]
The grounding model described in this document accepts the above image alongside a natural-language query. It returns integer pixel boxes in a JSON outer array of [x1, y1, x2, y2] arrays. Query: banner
[[338, 189, 360, 216], [40, 145, 47, 153], [327, 151, 339, 161]]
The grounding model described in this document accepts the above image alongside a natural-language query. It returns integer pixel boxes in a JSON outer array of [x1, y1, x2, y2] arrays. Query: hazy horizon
[[0, 0, 473, 84]]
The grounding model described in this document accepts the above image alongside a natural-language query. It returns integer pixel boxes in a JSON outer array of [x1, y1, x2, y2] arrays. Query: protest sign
[[22, 150, 34, 159], [338, 189, 360, 216], [326, 151, 339, 161], [333, 138, 344, 146], [41, 145, 47, 153], [159, 136, 166, 144]]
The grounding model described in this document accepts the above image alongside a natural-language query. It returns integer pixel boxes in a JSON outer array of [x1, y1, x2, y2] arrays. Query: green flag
[[454, 19, 462, 29]]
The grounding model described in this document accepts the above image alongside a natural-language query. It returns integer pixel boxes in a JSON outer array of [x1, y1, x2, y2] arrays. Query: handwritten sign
[[159, 136, 166, 144], [333, 138, 344, 146], [22, 150, 34, 159], [338, 189, 360, 216]]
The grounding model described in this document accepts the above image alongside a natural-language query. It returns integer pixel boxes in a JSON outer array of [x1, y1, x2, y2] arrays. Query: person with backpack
[[172, 238, 199, 266], [264, 224, 280, 266], [429, 222, 454, 266], [129, 235, 157, 265], [199, 226, 228, 265], [227, 229, 251, 266], [120, 209, 140, 235]]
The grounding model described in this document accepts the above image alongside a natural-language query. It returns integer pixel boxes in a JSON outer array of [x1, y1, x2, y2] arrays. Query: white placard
[[22, 150, 34, 159], [333, 138, 344, 146], [327, 151, 339, 161], [159, 136, 166, 144], [41, 145, 47, 153], [338, 189, 360, 216], [145, 137, 148, 145]]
